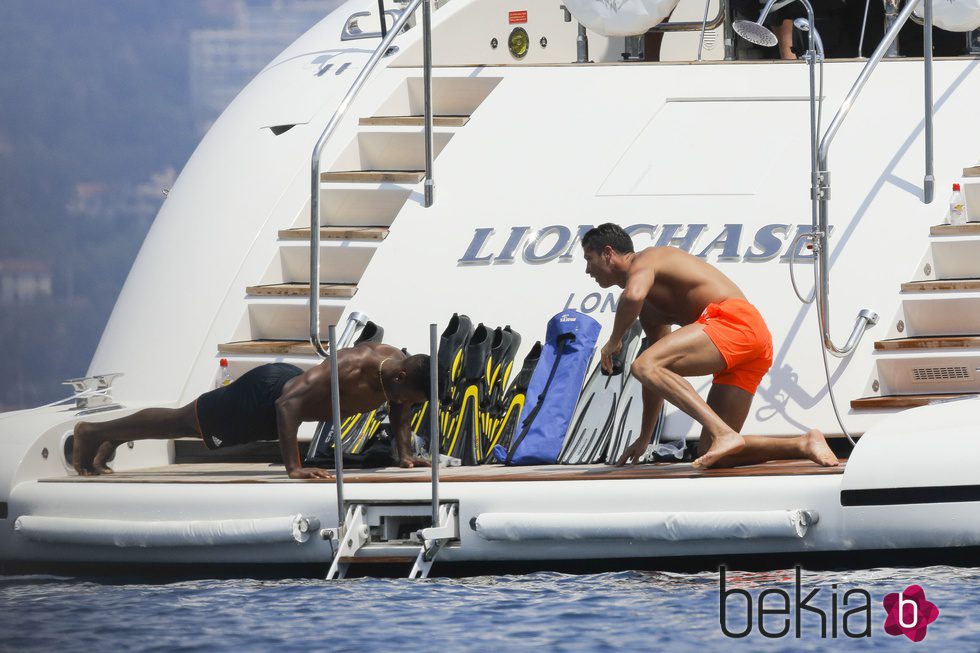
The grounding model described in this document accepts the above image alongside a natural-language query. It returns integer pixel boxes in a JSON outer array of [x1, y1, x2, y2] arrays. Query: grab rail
[[649, 1, 724, 32], [650, 0, 734, 60], [310, 0, 434, 357], [341, 9, 404, 41], [813, 0, 931, 358]]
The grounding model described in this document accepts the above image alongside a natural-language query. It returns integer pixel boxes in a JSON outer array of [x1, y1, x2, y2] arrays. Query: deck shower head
[[793, 18, 825, 58], [732, 19, 779, 48]]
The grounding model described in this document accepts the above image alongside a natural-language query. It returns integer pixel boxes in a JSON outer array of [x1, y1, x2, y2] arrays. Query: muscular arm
[[602, 260, 656, 372], [275, 373, 333, 480], [388, 402, 430, 468]]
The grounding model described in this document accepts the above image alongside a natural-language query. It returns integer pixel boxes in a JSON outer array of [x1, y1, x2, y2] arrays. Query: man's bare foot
[[802, 429, 839, 467], [72, 422, 102, 476], [91, 441, 119, 475], [692, 430, 745, 469]]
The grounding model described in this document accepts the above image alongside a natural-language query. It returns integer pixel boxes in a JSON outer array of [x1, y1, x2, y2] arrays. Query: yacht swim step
[[321, 171, 425, 184], [218, 340, 317, 356], [339, 555, 420, 564], [359, 116, 469, 127], [279, 227, 389, 241], [931, 224, 980, 236], [850, 393, 976, 409], [874, 336, 980, 350], [246, 283, 357, 298], [901, 279, 980, 292]]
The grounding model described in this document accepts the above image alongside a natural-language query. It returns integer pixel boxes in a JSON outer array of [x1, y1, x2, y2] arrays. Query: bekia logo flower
[[883, 585, 939, 642]]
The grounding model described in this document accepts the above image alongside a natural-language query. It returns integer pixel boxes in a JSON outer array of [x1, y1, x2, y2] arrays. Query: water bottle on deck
[[949, 183, 967, 224], [216, 358, 233, 388]]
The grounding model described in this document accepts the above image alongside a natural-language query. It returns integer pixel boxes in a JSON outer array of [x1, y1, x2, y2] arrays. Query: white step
[[929, 235, 980, 280], [873, 348, 980, 395], [338, 544, 423, 564], [327, 131, 453, 173], [277, 240, 378, 284], [372, 76, 501, 117], [245, 296, 348, 340], [899, 290, 980, 337], [299, 188, 411, 227]]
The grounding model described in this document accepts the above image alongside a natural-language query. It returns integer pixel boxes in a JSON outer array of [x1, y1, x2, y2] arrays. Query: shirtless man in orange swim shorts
[[581, 223, 839, 470]]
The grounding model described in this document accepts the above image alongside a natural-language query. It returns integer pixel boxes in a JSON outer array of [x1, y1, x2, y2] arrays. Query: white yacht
[[2, 0, 980, 577]]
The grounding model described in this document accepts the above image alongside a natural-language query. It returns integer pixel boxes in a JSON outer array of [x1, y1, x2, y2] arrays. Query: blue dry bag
[[493, 310, 601, 465]]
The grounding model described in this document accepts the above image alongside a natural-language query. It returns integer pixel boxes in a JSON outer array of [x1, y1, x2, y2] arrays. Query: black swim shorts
[[195, 363, 304, 449]]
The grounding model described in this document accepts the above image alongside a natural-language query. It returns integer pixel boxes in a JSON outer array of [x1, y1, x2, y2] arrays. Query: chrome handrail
[[341, 9, 404, 41], [648, 1, 733, 61], [814, 0, 930, 357], [310, 0, 433, 357], [649, 1, 725, 32]]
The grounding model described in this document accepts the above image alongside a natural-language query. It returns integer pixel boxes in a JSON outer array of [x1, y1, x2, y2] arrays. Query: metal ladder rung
[[326, 503, 458, 579], [339, 554, 421, 564]]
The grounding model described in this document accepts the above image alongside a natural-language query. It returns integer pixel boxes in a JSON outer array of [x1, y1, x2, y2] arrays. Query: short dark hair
[[581, 223, 634, 254], [402, 354, 431, 397]]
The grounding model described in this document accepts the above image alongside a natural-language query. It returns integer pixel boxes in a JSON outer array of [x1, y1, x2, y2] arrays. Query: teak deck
[[44, 459, 844, 484]]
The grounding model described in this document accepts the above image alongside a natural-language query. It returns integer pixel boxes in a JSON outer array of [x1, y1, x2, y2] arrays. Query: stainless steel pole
[[923, 0, 934, 204], [422, 0, 435, 207], [429, 323, 439, 526], [309, 0, 424, 358], [577, 24, 589, 63], [883, 0, 900, 58], [697, 0, 711, 61], [723, 0, 735, 60], [329, 325, 345, 529], [377, 0, 388, 37], [815, 0, 919, 356], [805, 2, 818, 234]]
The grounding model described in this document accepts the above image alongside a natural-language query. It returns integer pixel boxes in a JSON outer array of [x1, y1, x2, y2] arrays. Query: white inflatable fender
[[915, 0, 980, 32], [474, 509, 817, 541], [13, 514, 320, 547], [562, 0, 681, 37]]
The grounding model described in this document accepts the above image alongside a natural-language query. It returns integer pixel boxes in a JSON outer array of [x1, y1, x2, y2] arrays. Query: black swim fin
[[343, 404, 387, 454], [411, 313, 473, 442], [490, 340, 542, 455], [354, 320, 385, 345], [443, 322, 491, 465], [481, 325, 521, 458]]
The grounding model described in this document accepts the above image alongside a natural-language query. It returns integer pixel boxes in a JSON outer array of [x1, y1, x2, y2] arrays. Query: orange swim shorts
[[696, 298, 773, 394]]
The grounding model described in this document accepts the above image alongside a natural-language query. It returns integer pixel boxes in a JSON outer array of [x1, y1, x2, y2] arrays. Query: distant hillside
[[0, 1, 329, 409]]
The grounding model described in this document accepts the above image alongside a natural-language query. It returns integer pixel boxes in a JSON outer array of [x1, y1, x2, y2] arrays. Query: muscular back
[[632, 247, 745, 326], [279, 343, 404, 423]]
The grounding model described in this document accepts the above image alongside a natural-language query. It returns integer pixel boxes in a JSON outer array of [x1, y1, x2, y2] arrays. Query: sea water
[[2, 566, 979, 651]]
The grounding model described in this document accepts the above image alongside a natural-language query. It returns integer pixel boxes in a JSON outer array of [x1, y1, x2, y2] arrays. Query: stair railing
[[310, 0, 434, 357], [648, 0, 733, 60], [813, 0, 933, 358]]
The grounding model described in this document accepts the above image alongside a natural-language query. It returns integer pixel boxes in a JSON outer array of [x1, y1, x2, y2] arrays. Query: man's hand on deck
[[287, 466, 334, 480], [616, 437, 650, 466], [600, 339, 622, 374]]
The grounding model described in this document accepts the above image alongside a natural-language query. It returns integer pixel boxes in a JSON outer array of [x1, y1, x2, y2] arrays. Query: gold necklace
[[378, 357, 392, 404]]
